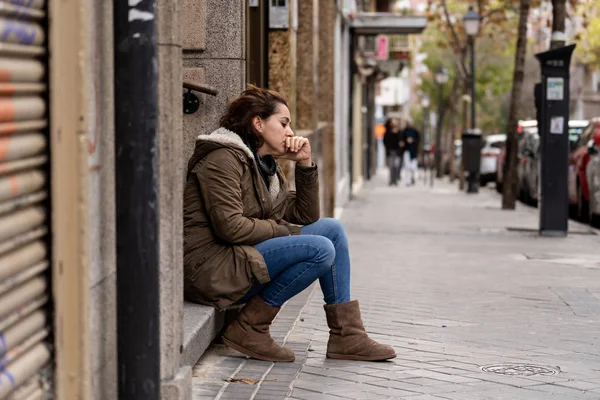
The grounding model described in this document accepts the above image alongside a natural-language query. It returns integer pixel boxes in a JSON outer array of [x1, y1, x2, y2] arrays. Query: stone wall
[[182, 0, 246, 163], [318, 0, 336, 217], [268, 0, 337, 216]]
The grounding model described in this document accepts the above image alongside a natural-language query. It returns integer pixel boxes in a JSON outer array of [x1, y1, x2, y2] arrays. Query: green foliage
[[418, 0, 520, 135], [574, 0, 600, 67]]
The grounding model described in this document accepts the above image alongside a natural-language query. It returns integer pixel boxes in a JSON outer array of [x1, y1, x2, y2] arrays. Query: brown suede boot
[[324, 300, 396, 361], [222, 296, 295, 362]]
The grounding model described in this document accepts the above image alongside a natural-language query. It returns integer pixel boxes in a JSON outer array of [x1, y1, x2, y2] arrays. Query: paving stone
[[528, 383, 595, 396]]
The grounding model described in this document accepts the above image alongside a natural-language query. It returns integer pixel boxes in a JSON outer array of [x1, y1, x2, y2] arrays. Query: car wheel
[[522, 181, 532, 206], [518, 180, 525, 202], [577, 182, 589, 223], [496, 181, 503, 194], [591, 213, 600, 229]]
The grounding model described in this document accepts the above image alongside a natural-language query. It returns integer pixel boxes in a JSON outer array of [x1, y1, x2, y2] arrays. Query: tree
[[502, 0, 530, 209], [420, 0, 522, 153], [574, 0, 600, 67], [550, 0, 567, 49]]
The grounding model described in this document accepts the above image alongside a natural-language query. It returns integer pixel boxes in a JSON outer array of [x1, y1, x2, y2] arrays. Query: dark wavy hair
[[220, 85, 289, 152]]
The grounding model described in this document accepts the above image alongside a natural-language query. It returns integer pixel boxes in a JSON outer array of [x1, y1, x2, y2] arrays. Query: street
[[191, 170, 600, 400]]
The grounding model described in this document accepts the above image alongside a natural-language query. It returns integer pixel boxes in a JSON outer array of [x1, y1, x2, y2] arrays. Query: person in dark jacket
[[184, 85, 396, 363], [401, 120, 421, 186], [383, 117, 405, 186]]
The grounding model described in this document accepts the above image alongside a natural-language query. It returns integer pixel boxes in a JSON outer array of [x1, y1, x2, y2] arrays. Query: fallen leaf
[[226, 378, 259, 385], [408, 341, 418, 345], [225, 378, 278, 385]]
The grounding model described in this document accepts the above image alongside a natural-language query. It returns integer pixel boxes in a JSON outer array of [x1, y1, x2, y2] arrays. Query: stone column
[[318, 0, 336, 217], [296, 0, 318, 132], [269, 0, 298, 178], [157, 0, 191, 399]]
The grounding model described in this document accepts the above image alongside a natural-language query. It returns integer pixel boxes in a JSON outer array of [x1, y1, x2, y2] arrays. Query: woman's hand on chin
[[281, 137, 312, 166]]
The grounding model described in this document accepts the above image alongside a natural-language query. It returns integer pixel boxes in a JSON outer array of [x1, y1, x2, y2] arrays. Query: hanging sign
[[375, 35, 389, 61], [269, 0, 289, 29]]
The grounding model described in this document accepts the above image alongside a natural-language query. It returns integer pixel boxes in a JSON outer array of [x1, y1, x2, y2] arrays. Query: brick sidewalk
[[192, 171, 600, 400]]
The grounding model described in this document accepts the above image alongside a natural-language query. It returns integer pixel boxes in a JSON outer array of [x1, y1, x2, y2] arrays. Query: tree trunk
[[502, 0, 530, 209], [550, 0, 567, 49]]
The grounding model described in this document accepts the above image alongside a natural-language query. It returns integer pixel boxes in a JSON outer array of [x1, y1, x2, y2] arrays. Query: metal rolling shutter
[[0, 1, 51, 399]]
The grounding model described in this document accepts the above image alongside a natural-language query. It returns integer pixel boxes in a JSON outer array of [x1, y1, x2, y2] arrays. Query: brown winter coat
[[183, 128, 320, 309]]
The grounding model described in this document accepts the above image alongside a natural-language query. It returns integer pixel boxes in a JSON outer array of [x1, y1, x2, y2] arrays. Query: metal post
[[348, 28, 354, 200], [114, 0, 160, 399], [422, 109, 427, 184], [435, 83, 444, 178], [470, 36, 476, 130], [536, 45, 575, 236]]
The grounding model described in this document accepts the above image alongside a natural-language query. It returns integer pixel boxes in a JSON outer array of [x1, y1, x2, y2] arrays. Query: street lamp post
[[434, 66, 448, 178], [462, 6, 481, 193], [463, 6, 481, 129]]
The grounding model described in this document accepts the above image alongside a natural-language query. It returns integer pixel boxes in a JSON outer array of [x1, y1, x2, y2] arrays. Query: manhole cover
[[480, 364, 560, 376]]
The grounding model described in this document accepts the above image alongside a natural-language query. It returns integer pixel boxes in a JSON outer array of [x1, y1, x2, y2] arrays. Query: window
[[389, 34, 409, 51]]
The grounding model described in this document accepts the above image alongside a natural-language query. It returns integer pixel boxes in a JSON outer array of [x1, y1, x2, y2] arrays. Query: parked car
[[519, 120, 587, 206], [480, 134, 506, 186], [498, 120, 588, 203], [517, 128, 539, 205], [570, 118, 600, 222], [587, 122, 600, 227], [569, 120, 589, 149], [496, 120, 536, 193]]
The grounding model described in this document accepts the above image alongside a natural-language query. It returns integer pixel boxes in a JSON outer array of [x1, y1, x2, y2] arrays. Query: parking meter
[[461, 129, 482, 193], [535, 44, 575, 237]]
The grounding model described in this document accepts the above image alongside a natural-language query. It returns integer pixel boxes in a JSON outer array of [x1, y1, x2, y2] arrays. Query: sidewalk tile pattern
[[193, 172, 600, 399]]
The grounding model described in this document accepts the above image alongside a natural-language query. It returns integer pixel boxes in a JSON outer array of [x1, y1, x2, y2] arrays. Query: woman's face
[[255, 104, 294, 156]]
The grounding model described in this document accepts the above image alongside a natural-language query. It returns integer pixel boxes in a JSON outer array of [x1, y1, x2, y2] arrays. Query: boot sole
[[326, 352, 397, 361], [222, 337, 295, 363]]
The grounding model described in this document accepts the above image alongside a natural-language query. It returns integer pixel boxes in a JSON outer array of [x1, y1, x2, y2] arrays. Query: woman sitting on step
[[183, 85, 395, 363]]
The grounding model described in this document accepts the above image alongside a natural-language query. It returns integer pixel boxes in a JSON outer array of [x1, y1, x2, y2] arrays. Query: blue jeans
[[237, 218, 352, 307]]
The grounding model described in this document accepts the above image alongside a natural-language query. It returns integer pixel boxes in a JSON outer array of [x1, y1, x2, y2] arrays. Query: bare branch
[[440, 0, 469, 77], [482, 8, 505, 21], [477, 0, 484, 16], [441, 0, 464, 52]]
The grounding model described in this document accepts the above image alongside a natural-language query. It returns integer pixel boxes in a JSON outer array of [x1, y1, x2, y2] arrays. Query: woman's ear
[[252, 116, 263, 134]]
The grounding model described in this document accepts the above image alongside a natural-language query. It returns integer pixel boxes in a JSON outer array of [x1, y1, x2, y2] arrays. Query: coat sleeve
[[195, 150, 290, 245], [284, 163, 320, 225]]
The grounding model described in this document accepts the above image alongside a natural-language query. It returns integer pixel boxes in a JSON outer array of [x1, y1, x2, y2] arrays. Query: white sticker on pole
[[550, 116, 564, 134], [547, 77, 564, 100]]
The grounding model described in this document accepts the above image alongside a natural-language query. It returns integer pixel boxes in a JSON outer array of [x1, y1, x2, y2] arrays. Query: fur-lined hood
[[189, 127, 281, 200]]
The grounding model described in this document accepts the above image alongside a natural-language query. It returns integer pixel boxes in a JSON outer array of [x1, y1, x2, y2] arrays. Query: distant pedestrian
[[183, 85, 396, 363], [383, 117, 405, 186], [402, 119, 420, 186]]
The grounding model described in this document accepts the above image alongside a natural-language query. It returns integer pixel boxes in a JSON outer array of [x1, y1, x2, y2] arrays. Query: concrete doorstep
[[182, 302, 225, 367]]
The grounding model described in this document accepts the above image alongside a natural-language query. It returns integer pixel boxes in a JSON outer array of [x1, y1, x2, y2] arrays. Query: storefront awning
[[351, 13, 428, 35]]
